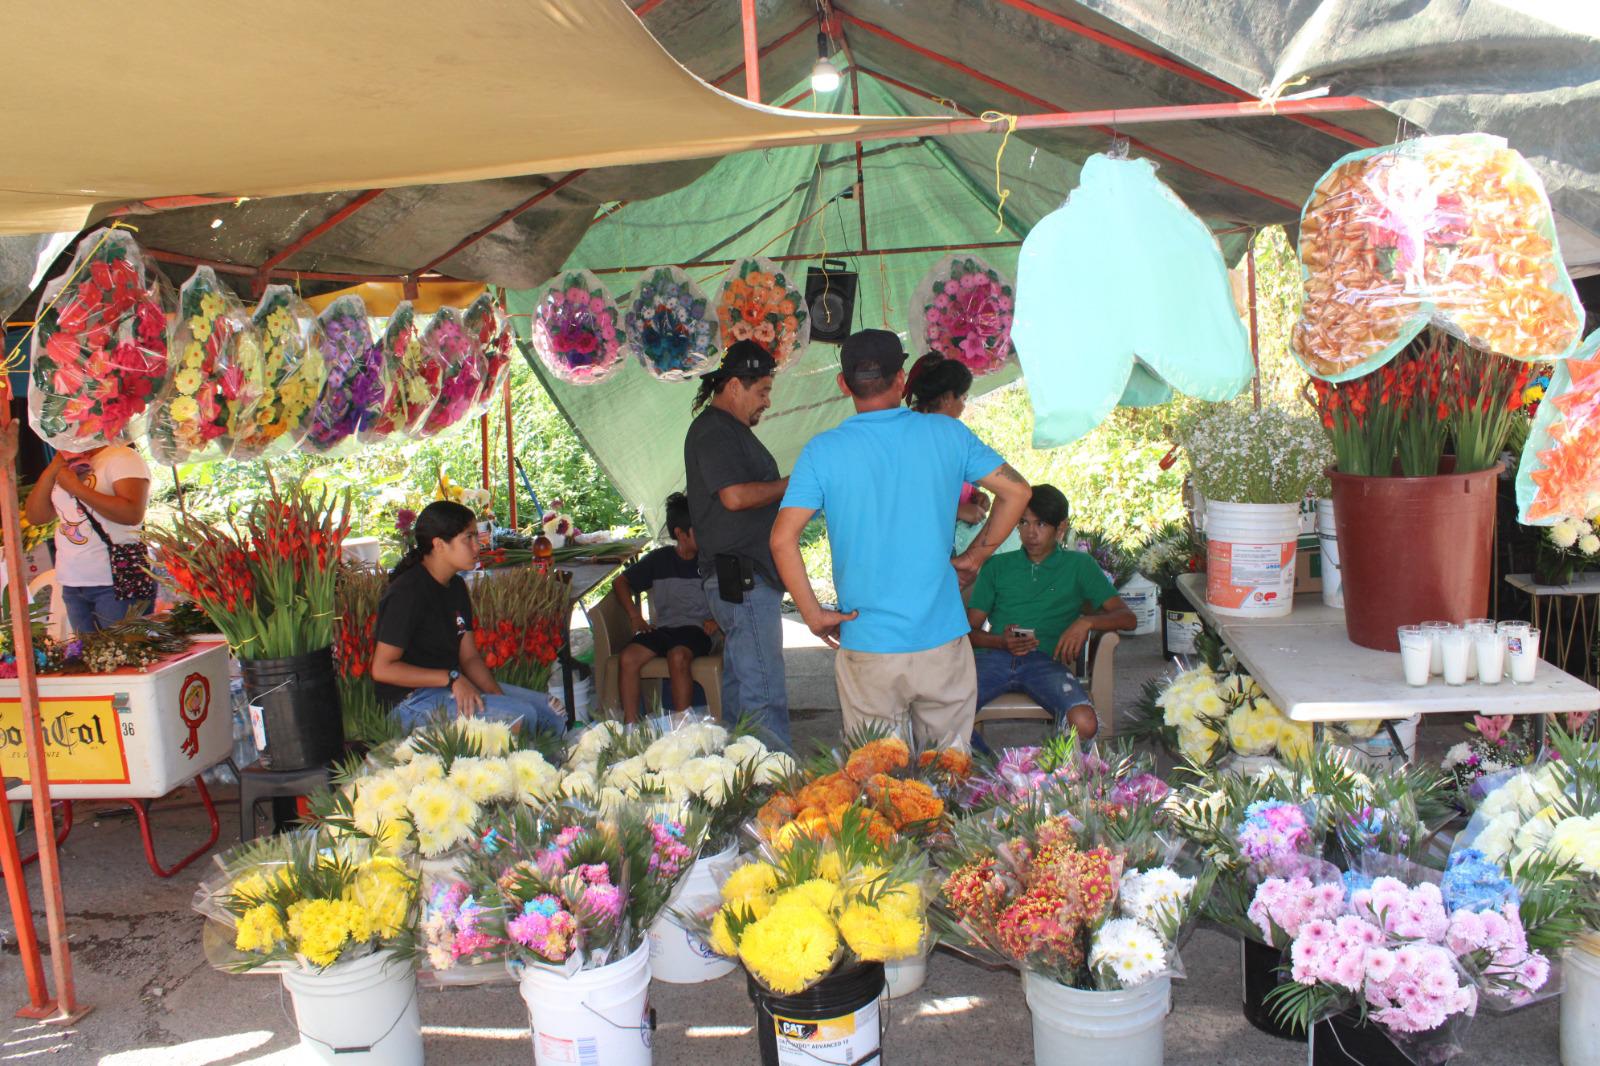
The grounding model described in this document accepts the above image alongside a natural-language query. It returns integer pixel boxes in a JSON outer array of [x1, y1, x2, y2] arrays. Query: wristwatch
[[448, 669, 461, 684]]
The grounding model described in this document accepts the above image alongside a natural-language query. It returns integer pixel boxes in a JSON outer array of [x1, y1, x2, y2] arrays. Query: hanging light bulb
[[811, 31, 841, 93]]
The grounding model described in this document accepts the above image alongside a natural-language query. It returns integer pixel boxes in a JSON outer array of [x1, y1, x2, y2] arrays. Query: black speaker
[[805, 259, 857, 343]]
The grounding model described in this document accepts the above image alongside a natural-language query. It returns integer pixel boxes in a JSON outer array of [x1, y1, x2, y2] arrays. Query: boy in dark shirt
[[610, 493, 718, 719]]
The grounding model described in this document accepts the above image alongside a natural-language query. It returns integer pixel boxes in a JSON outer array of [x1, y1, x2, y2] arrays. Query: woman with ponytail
[[904, 355, 1020, 554], [371, 500, 566, 735]]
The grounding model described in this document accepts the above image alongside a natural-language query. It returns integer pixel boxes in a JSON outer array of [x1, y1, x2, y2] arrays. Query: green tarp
[[508, 73, 1247, 532]]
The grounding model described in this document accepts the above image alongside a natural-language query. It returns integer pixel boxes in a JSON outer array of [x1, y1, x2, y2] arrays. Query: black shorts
[[627, 625, 713, 659]]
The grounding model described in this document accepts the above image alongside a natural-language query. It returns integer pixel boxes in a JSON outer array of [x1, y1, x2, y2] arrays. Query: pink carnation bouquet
[[910, 254, 1015, 376], [416, 307, 485, 437], [532, 270, 624, 385]]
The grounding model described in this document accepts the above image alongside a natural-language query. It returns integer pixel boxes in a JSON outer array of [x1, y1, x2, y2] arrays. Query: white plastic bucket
[[1341, 715, 1419, 766], [1118, 575, 1160, 636], [1023, 971, 1170, 1066], [883, 948, 929, 998], [1202, 501, 1300, 618], [281, 950, 422, 1066], [649, 843, 738, 984], [521, 941, 654, 1066], [1316, 499, 1344, 609], [1562, 932, 1600, 1066]]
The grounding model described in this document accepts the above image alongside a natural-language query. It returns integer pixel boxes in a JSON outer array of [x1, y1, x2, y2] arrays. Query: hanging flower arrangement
[[715, 257, 809, 370], [417, 307, 485, 437], [531, 270, 624, 384], [149, 267, 258, 464], [625, 266, 717, 380], [28, 227, 170, 451], [229, 286, 322, 459], [370, 303, 433, 437], [302, 296, 384, 455], [464, 294, 513, 413], [908, 254, 1015, 375]]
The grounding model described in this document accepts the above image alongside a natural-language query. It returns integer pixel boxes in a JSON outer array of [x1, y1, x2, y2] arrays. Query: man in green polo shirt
[[967, 484, 1136, 742]]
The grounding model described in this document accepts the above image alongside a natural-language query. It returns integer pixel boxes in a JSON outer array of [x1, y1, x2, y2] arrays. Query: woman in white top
[[24, 442, 152, 633]]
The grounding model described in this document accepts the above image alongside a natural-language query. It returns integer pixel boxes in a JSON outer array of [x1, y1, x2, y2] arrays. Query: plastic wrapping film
[[369, 302, 431, 440], [463, 293, 512, 416], [1292, 134, 1584, 382], [1518, 328, 1600, 524], [714, 256, 810, 372], [302, 295, 383, 455], [228, 285, 320, 460], [906, 253, 1015, 376], [624, 265, 718, 381], [147, 267, 258, 464], [28, 227, 171, 452], [1011, 153, 1253, 447], [531, 269, 625, 385], [416, 306, 485, 437]]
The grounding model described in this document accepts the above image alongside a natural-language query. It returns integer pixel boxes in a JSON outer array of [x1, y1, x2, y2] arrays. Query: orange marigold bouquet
[[754, 732, 971, 850]]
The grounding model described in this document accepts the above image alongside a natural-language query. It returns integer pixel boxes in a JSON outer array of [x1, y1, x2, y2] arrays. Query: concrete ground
[[0, 625, 1567, 1064]]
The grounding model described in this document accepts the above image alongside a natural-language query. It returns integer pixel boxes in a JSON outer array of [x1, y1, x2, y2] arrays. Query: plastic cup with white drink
[[1507, 626, 1541, 684], [1420, 620, 1453, 676], [1398, 625, 1431, 687], [1466, 620, 1503, 685], [1438, 625, 1470, 685]]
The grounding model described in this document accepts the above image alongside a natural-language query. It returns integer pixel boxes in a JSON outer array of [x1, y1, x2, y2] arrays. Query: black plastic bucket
[[1311, 1014, 1410, 1065], [747, 963, 885, 1066], [1240, 939, 1302, 1041], [240, 646, 344, 772]]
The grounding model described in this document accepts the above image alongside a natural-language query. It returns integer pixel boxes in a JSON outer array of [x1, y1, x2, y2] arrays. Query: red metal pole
[[410, 171, 587, 277], [711, 17, 813, 89], [479, 413, 491, 491], [990, 0, 1377, 149], [504, 375, 518, 529], [255, 189, 386, 281], [740, 0, 762, 104], [1247, 233, 1261, 410], [850, 67, 869, 252], [0, 394, 81, 1021], [834, 10, 1336, 212]]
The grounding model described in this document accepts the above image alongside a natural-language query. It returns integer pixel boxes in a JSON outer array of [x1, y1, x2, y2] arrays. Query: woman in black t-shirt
[[371, 501, 565, 735]]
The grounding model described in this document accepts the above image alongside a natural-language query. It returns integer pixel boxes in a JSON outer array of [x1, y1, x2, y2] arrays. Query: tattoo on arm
[[997, 463, 1029, 487]]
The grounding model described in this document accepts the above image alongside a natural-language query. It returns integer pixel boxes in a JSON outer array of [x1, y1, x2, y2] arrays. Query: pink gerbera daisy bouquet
[[467, 804, 705, 973]]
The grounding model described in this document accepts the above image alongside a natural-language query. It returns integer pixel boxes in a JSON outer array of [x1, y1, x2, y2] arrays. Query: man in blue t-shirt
[[771, 329, 1031, 747]]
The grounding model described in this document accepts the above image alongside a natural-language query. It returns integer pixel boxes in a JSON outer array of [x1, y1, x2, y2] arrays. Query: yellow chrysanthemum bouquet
[[310, 713, 566, 861], [1137, 664, 1323, 767], [229, 285, 323, 459], [194, 829, 417, 973], [699, 808, 935, 995]]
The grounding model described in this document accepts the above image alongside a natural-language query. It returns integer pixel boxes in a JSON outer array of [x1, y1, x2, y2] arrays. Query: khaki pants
[[834, 635, 977, 750]]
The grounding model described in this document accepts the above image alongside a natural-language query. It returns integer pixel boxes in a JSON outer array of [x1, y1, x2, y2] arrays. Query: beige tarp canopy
[[0, 0, 933, 236]]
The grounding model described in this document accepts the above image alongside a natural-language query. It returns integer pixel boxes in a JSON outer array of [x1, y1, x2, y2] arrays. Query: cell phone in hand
[[1014, 627, 1035, 640]]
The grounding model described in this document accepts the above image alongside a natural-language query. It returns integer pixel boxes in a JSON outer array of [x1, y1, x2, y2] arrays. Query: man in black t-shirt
[[610, 493, 718, 719], [683, 341, 791, 748]]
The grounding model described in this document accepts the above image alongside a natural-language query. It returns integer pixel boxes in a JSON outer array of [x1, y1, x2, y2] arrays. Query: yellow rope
[[980, 111, 1018, 235], [1253, 74, 1311, 112], [4, 220, 140, 371]]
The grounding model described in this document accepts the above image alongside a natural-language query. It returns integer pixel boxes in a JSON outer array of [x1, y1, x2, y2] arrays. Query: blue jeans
[[975, 649, 1092, 727], [703, 573, 790, 750], [62, 584, 150, 635], [389, 682, 567, 736]]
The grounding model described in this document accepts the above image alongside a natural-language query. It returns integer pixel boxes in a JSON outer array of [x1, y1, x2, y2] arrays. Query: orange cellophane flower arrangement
[[145, 475, 350, 660], [755, 734, 971, 850]]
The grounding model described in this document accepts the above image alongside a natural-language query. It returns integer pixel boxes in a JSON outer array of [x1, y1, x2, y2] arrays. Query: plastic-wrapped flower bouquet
[[909, 253, 1016, 376], [625, 265, 717, 380], [715, 257, 809, 370], [416, 306, 485, 436], [302, 295, 384, 454], [28, 226, 170, 451], [193, 829, 417, 974], [532, 270, 624, 384], [701, 809, 935, 994], [149, 267, 257, 463], [230, 286, 322, 459]]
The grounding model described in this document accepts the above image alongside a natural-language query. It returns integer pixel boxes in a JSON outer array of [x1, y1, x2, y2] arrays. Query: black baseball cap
[[720, 339, 776, 378], [840, 329, 907, 382]]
